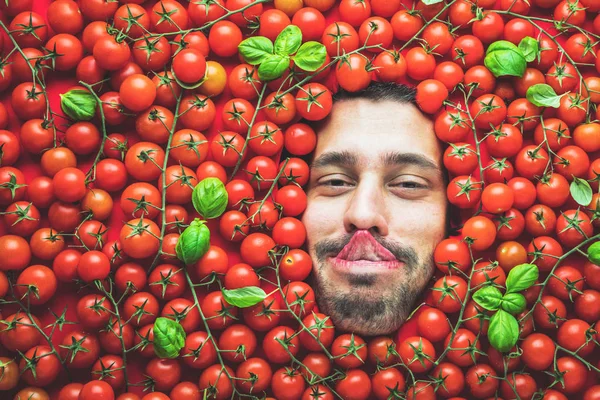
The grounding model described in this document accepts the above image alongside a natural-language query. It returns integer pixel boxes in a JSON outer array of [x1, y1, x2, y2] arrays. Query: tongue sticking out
[[336, 231, 397, 262]]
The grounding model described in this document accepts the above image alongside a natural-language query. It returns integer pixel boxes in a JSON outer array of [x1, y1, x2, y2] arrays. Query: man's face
[[301, 98, 448, 336]]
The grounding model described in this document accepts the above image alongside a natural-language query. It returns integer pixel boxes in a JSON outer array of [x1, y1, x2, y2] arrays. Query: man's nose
[[343, 178, 389, 236]]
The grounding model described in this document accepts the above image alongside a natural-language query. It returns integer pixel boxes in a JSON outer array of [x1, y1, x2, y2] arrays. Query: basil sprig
[[222, 287, 267, 308], [175, 218, 210, 265], [484, 36, 539, 78], [153, 317, 186, 359], [60, 89, 98, 121], [472, 263, 539, 352], [570, 176, 593, 206], [526, 84, 565, 108], [238, 24, 326, 81], [588, 241, 600, 265], [192, 177, 228, 219]]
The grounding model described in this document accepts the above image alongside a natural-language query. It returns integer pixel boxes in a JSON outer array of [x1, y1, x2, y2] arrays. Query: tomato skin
[[431, 275, 468, 313], [0, 312, 42, 352], [11, 82, 47, 120], [58, 383, 83, 400], [556, 209, 593, 248], [263, 326, 300, 364], [521, 333, 555, 371], [0, 235, 31, 271], [465, 364, 498, 398], [198, 364, 235, 400], [146, 358, 181, 392], [46, 33, 84, 71], [182, 331, 217, 369], [79, 381, 115, 400], [209, 21, 243, 57], [20, 345, 61, 386], [171, 382, 202, 400], [15, 264, 57, 305], [482, 183, 514, 214], [405, 47, 436, 81], [397, 336, 436, 373], [124, 291, 160, 328], [444, 329, 481, 367], [416, 308, 451, 343], [500, 373, 538, 400], [554, 357, 587, 394], [272, 367, 306, 400]]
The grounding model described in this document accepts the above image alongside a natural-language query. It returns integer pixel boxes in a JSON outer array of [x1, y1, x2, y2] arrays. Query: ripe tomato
[[405, 46, 436, 81], [447, 175, 482, 209], [198, 364, 235, 400], [20, 345, 61, 386], [397, 336, 436, 373], [321, 22, 359, 57], [431, 275, 468, 313], [15, 264, 57, 305], [119, 218, 161, 259], [444, 329, 481, 367], [209, 21, 243, 58]]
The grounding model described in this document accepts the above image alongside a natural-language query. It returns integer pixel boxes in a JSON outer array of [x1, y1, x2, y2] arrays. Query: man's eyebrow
[[310, 150, 442, 173]]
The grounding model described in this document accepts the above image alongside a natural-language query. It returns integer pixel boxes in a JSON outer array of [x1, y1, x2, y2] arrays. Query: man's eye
[[393, 181, 427, 189], [321, 179, 351, 187]]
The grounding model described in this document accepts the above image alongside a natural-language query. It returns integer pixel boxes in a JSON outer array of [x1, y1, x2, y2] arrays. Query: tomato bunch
[[0, 0, 599, 399]]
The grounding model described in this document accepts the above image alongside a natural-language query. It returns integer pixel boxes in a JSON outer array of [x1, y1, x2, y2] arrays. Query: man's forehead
[[311, 99, 442, 170]]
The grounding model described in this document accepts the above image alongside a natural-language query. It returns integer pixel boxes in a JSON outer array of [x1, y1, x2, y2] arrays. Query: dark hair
[[332, 81, 417, 105], [293, 81, 461, 237]]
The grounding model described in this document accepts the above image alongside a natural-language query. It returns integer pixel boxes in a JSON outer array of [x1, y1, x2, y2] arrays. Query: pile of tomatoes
[[0, 0, 599, 399]]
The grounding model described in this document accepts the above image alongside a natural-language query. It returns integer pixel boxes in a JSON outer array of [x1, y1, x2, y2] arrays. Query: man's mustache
[[314, 233, 420, 268]]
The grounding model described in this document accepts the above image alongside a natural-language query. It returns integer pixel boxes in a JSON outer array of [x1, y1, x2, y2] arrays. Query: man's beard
[[311, 234, 433, 336]]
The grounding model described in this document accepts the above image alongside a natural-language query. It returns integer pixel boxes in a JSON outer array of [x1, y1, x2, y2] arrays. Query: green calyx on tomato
[[473, 263, 539, 352], [192, 177, 228, 219], [588, 242, 600, 265], [238, 24, 326, 81], [60, 90, 97, 121], [222, 286, 267, 308], [152, 317, 186, 359], [175, 218, 210, 265]]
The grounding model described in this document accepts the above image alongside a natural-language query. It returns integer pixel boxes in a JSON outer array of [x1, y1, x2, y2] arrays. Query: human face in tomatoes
[[301, 96, 448, 336]]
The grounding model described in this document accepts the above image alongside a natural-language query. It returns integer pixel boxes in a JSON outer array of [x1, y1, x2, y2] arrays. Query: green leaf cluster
[[153, 317, 186, 359], [175, 218, 210, 265], [472, 263, 539, 352], [222, 286, 266, 308], [484, 37, 540, 78], [238, 25, 326, 81], [192, 177, 228, 219], [60, 90, 97, 121]]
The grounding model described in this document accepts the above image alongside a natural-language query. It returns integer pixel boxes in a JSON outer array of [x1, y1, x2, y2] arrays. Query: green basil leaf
[[587, 241, 600, 265], [505, 263, 539, 294], [526, 83, 564, 108], [175, 218, 210, 265], [60, 90, 97, 121], [472, 286, 503, 311], [222, 286, 266, 308], [153, 317, 186, 359], [274, 25, 302, 56], [421, 0, 444, 4], [293, 41, 327, 72], [258, 54, 290, 81], [518, 37, 539, 63], [484, 40, 527, 78], [488, 309, 519, 352], [501, 293, 526, 315], [238, 36, 274, 65], [192, 177, 228, 219], [570, 176, 593, 206]]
